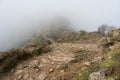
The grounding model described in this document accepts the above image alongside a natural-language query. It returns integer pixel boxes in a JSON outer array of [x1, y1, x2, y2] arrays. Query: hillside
[[0, 28, 120, 80]]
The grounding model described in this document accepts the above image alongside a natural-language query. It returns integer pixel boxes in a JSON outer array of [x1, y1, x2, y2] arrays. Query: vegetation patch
[[71, 50, 90, 63], [0, 50, 31, 73], [0, 45, 52, 74], [75, 69, 89, 80], [106, 77, 115, 80], [101, 45, 120, 68], [33, 47, 43, 55], [102, 59, 118, 68]]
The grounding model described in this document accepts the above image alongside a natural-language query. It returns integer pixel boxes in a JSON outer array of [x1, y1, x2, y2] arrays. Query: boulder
[[89, 68, 108, 80], [108, 28, 120, 41], [89, 72, 105, 80], [98, 37, 114, 49]]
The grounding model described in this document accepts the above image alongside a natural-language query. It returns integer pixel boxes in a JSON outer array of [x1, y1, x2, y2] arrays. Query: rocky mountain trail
[[1, 28, 120, 80], [0, 42, 102, 80]]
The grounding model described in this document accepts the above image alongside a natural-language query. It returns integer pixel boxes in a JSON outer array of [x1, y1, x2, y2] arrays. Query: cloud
[[0, 0, 120, 51]]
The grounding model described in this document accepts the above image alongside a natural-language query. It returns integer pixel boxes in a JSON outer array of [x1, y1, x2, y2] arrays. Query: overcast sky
[[0, 0, 120, 51]]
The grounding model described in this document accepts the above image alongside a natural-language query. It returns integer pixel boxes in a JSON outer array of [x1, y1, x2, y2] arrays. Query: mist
[[0, 0, 120, 51]]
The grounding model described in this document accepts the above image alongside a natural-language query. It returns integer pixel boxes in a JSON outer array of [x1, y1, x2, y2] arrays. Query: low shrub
[[75, 70, 89, 80]]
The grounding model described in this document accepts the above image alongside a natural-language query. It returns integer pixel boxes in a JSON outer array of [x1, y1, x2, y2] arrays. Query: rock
[[39, 64, 43, 69], [98, 37, 110, 48], [27, 78, 34, 80], [33, 65, 40, 71], [89, 72, 105, 80], [96, 57, 102, 61], [44, 78, 50, 80], [15, 70, 23, 75], [115, 76, 120, 80], [111, 29, 120, 41], [49, 69, 54, 73], [84, 62, 91, 66], [41, 59, 46, 62], [29, 60, 39, 67], [38, 72, 47, 80], [23, 65, 29, 68], [51, 62, 54, 65], [76, 63, 79, 65], [78, 73, 82, 77], [56, 65, 60, 69], [35, 68, 40, 71], [108, 56, 112, 59], [23, 73, 29, 79], [18, 75, 23, 80], [91, 56, 103, 63], [17, 64, 23, 69], [60, 70, 65, 73], [11, 69, 14, 73], [89, 68, 109, 80]]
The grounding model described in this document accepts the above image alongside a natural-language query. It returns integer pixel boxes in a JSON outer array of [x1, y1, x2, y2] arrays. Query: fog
[[0, 0, 120, 51]]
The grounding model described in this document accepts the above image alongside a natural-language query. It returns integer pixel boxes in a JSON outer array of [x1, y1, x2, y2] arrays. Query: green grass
[[106, 77, 115, 80], [75, 70, 89, 80], [2, 55, 18, 72], [102, 59, 118, 68], [101, 45, 120, 68], [0, 46, 46, 73]]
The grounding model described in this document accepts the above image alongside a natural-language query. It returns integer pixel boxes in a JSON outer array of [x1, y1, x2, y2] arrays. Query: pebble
[[49, 69, 54, 73], [84, 62, 91, 66], [60, 70, 65, 73], [15, 70, 23, 75], [29, 60, 39, 66], [23, 65, 29, 68], [51, 62, 54, 65]]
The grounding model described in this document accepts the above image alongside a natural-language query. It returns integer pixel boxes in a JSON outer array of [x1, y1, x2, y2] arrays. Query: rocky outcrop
[[1, 28, 120, 80], [89, 72, 105, 80], [109, 28, 120, 41], [98, 37, 114, 49], [89, 68, 108, 80]]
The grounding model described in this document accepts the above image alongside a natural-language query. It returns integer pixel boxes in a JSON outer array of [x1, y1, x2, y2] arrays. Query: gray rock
[[112, 30, 120, 41], [98, 37, 109, 48], [89, 72, 105, 80]]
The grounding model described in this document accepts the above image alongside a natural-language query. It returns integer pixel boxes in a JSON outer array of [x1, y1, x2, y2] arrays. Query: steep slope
[[0, 28, 120, 80], [1, 41, 100, 80]]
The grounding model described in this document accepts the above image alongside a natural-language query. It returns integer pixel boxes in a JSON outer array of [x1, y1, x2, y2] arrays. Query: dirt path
[[1, 42, 100, 80]]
